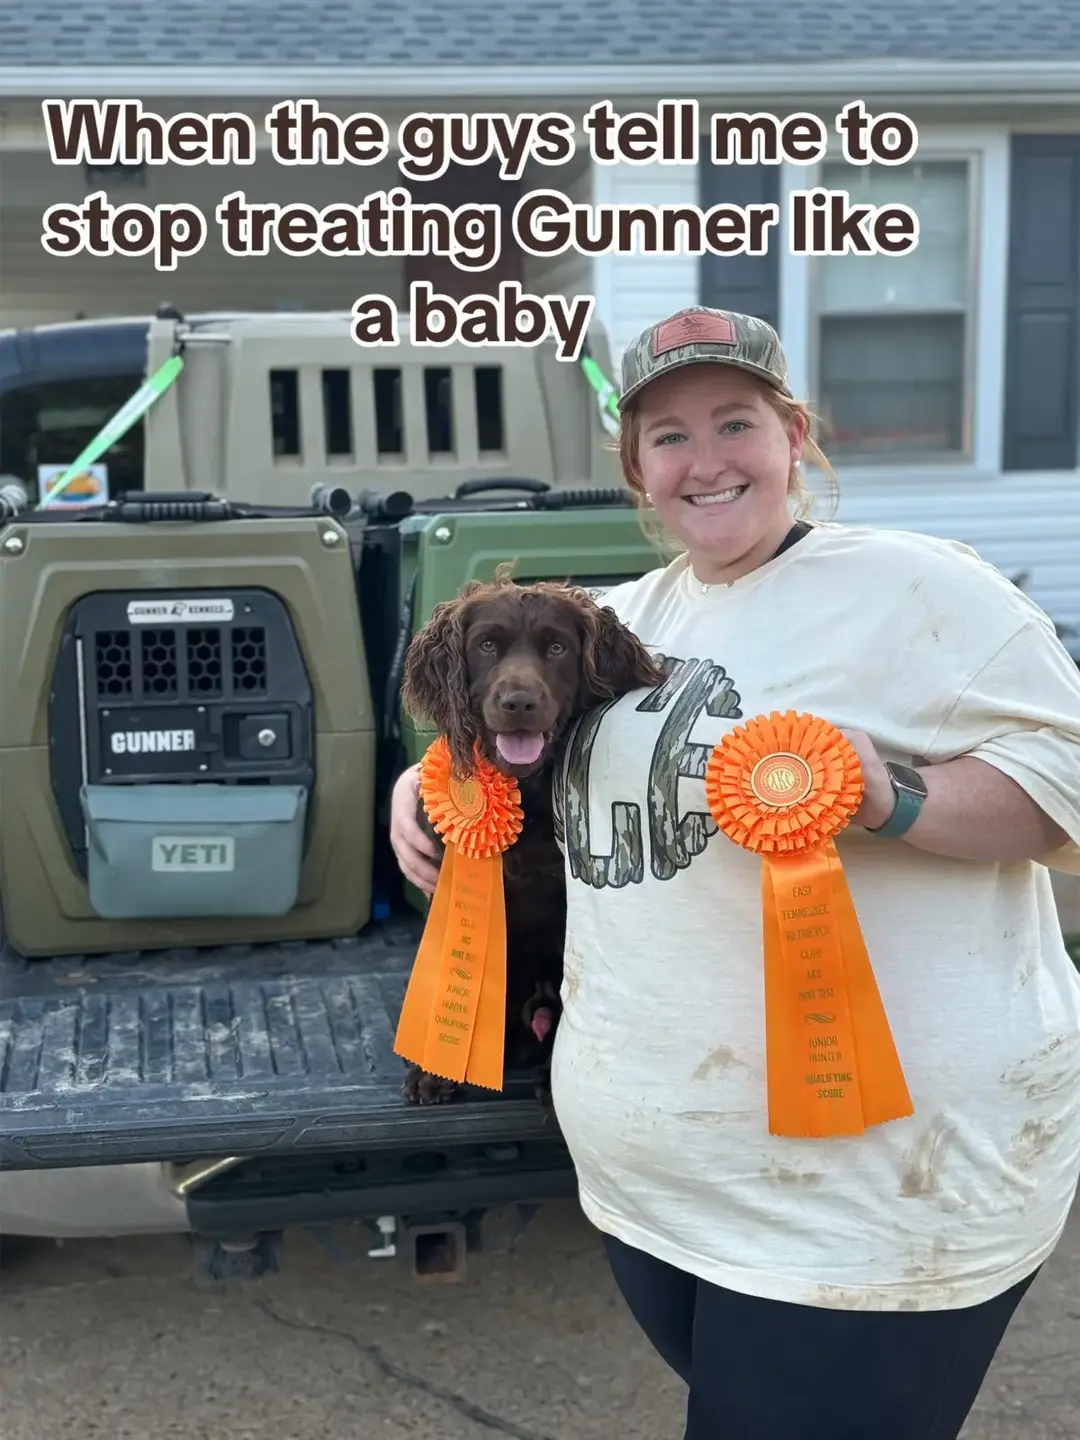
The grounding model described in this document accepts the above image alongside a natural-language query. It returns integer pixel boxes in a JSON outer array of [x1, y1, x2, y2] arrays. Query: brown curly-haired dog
[[399, 568, 664, 1107]]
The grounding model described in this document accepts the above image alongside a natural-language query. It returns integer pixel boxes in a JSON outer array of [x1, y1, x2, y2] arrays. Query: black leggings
[[603, 1233, 1039, 1440]]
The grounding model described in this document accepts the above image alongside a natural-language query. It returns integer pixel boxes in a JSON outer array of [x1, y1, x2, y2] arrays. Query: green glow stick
[[579, 350, 621, 426], [39, 354, 185, 508]]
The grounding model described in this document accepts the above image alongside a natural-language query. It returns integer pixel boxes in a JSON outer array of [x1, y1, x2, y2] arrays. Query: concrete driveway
[[1, 1192, 1077, 1439]]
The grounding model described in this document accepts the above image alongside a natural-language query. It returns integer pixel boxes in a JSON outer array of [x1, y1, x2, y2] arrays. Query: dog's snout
[[498, 689, 540, 715]]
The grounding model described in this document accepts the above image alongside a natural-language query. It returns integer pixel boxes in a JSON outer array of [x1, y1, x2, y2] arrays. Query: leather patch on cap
[[652, 311, 736, 356]]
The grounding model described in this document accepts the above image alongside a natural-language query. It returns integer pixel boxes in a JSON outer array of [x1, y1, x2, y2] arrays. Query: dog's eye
[[478, 638, 497, 653], [548, 641, 565, 655]]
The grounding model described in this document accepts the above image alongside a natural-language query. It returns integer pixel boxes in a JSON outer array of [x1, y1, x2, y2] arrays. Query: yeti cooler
[[80, 782, 308, 919]]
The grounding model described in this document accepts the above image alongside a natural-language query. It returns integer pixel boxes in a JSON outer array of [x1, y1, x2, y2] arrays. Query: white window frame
[[812, 149, 980, 466], [778, 124, 1010, 477]]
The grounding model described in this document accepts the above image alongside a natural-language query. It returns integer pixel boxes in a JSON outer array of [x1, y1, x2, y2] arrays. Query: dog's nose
[[499, 690, 539, 715]]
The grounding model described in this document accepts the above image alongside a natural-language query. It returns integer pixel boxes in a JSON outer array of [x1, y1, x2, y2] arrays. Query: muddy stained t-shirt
[[548, 521, 1080, 1312]]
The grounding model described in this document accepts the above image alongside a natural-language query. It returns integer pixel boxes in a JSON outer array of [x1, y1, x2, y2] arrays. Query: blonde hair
[[614, 371, 840, 553]]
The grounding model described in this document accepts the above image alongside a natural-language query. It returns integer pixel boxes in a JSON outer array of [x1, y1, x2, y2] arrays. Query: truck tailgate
[[0, 921, 558, 1170]]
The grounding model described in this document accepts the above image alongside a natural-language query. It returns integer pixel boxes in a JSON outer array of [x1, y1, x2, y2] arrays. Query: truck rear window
[[0, 375, 145, 503]]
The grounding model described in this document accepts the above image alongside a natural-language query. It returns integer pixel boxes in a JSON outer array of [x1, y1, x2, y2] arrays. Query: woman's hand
[[839, 729, 897, 831], [388, 763, 442, 895]]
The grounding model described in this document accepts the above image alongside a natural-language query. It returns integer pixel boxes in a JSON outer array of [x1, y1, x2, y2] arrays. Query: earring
[[644, 492, 652, 503]]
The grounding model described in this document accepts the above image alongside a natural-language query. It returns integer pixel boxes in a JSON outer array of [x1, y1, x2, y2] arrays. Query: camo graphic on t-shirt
[[553, 651, 743, 887]]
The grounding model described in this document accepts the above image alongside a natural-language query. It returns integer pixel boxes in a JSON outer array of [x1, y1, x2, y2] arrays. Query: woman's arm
[[845, 731, 1070, 863], [388, 763, 441, 894]]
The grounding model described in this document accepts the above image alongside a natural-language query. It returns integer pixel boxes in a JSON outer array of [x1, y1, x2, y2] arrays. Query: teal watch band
[[866, 763, 927, 839]]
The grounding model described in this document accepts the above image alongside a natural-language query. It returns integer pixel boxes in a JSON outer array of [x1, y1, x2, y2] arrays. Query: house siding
[[2, 118, 1076, 647], [589, 159, 698, 365], [0, 148, 547, 326], [590, 132, 1080, 651], [522, 161, 595, 311], [0, 206, 405, 325], [805, 471, 1080, 644]]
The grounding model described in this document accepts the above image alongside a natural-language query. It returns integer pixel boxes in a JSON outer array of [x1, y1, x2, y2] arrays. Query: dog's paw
[[402, 1064, 460, 1106]]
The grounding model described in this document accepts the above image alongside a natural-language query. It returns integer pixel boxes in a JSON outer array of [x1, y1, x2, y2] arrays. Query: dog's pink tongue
[[530, 1007, 553, 1043], [496, 732, 545, 766]]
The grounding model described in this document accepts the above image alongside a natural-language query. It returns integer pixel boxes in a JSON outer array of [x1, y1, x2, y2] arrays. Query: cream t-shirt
[[549, 522, 1080, 1311]]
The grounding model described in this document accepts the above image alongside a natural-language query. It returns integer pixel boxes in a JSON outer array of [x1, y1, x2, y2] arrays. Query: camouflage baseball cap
[[617, 306, 793, 412]]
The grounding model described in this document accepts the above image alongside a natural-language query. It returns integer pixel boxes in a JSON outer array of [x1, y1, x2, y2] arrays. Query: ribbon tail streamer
[[393, 846, 508, 1091], [762, 847, 912, 1138], [393, 844, 458, 1074], [825, 844, 914, 1128], [466, 855, 508, 1090], [761, 859, 804, 1137], [763, 850, 866, 1138]]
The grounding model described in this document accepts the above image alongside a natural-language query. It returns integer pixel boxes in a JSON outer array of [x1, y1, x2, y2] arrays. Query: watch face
[[889, 763, 928, 797]]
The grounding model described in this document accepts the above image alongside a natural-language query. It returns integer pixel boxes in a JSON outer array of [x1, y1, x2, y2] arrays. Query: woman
[[388, 306, 1080, 1440]]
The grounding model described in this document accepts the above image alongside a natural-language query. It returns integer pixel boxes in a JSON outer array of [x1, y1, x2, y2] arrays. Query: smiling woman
[[615, 307, 834, 585], [623, 366, 811, 582], [389, 305, 1080, 1440]]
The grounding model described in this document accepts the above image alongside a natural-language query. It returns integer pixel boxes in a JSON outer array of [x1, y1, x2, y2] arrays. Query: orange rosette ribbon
[[704, 711, 913, 1139], [393, 736, 524, 1091]]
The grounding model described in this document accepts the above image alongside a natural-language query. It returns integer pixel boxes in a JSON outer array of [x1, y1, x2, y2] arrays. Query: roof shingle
[[2, 0, 1078, 69]]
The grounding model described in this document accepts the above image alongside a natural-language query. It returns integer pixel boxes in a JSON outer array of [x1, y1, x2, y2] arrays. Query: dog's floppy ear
[[577, 596, 666, 705], [401, 590, 480, 775]]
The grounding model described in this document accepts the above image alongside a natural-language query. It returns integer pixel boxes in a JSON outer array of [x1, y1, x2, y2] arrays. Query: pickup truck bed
[[0, 918, 564, 1173]]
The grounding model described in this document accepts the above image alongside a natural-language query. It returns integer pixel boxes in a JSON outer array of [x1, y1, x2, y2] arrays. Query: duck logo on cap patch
[[652, 310, 737, 356]]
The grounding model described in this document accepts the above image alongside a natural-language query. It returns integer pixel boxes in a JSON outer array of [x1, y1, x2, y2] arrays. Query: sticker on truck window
[[127, 598, 235, 624], [151, 837, 236, 872]]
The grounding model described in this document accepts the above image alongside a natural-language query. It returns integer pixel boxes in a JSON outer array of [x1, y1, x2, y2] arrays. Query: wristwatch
[[865, 762, 928, 839]]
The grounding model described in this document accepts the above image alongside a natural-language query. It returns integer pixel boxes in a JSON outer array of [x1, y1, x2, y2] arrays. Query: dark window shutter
[[698, 162, 780, 329], [1003, 135, 1080, 471]]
